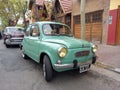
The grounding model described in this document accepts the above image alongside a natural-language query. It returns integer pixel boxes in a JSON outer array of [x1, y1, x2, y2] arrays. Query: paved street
[[0, 39, 120, 90]]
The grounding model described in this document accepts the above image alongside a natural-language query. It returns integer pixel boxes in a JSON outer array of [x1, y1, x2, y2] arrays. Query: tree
[[0, 0, 27, 28]]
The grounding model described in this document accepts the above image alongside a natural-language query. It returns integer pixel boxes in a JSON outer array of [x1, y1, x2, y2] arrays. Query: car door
[[23, 25, 32, 55], [28, 24, 41, 62]]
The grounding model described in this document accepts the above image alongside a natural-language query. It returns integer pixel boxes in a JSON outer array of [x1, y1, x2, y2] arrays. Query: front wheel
[[43, 55, 53, 82], [5, 44, 10, 48]]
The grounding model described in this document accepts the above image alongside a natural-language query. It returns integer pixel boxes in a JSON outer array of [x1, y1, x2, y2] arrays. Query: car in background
[[0, 31, 2, 39], [3, 27, 25, 48], [20, 21, 97, 82]]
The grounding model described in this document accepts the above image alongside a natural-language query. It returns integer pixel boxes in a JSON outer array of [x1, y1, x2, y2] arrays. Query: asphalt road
[[0, 39, 120, 90]]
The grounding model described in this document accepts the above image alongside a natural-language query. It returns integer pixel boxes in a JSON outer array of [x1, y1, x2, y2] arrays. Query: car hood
[[8, 32, 24, 37], [43, 37, 91, 49]]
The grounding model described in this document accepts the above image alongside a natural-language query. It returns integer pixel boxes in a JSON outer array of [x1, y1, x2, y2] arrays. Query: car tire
[[43, 55, 53, 82], [22, 49, 28, 59], [74, 68, 80, 73], [5, 44, 10, 48]]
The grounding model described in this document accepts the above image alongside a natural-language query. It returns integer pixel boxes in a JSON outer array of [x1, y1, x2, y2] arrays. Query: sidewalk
[[95, 43, 120, 73]]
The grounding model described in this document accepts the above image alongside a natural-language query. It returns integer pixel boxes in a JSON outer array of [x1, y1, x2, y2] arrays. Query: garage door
[[74, 10, 103, 42]]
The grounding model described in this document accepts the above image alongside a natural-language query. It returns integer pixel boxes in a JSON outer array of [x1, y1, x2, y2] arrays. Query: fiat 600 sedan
[[20, 21, 97, 82]]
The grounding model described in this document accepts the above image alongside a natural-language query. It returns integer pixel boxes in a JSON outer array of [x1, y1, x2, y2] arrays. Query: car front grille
[[11, 39, 22, 42], [75, 51, 90, 57]]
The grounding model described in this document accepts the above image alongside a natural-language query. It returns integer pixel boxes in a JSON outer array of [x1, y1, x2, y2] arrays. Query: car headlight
[[6, 35, 12, 38], [92, 45, 98, 53], [58, 47, 67, 58]]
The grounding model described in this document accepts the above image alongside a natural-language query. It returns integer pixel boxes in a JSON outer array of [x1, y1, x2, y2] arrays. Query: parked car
[[3, 26, 25, 48], [20, 21, 97, 82]]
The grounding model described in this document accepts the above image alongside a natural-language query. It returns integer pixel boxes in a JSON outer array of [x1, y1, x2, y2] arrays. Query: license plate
[[79, 64, 90, 73]]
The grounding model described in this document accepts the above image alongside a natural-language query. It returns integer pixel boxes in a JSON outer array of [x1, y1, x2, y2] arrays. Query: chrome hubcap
[[43, 63, 46, 78]]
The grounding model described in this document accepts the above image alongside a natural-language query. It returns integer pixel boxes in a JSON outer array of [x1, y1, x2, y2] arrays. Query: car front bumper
[[54, 60, 92, 69], [54, 56, 97, 70], [5, 38, 23, 45]]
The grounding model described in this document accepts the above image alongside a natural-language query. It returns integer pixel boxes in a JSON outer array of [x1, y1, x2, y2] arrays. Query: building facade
[[72, 0, 110, 43], [51, 0, 72, 27]]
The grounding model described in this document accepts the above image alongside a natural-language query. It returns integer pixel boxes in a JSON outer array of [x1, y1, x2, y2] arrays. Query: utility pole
[[80, 0, 86, 40]]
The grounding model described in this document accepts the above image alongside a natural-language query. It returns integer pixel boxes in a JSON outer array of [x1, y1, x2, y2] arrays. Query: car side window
[[4, 29, 7, 33], [30, 25, 40, 37]]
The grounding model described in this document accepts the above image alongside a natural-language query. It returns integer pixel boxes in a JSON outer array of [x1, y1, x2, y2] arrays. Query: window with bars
[[74, 10, 103, 24], [74, 15, 80, 24], [85, 13, 91, 23], [92, 11, 103, 23], [74, 14, 91, 24]]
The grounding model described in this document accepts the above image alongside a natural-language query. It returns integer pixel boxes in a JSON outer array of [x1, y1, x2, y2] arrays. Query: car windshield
[[8, 27, 24, 33], [43, 24, 72, 36]]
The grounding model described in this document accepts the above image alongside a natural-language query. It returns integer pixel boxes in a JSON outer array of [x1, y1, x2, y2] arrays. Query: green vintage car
[[20, 21, 97, 81]]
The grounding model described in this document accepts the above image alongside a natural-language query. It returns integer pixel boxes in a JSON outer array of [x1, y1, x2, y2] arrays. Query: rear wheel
[[43, 55, 53, 82]]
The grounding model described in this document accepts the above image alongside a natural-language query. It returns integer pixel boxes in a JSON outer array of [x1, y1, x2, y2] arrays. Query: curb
[[95, 61, 120, 74], [91, 65, 120, 82], [114, 68, 120, 74]]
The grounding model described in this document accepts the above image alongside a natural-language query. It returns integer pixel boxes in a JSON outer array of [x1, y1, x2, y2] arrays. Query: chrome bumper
[[54, 60, 92, 69], [5, 39, 22, 45]]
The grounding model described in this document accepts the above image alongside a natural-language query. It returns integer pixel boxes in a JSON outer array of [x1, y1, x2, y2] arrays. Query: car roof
[[32, 21, 68, 26]]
